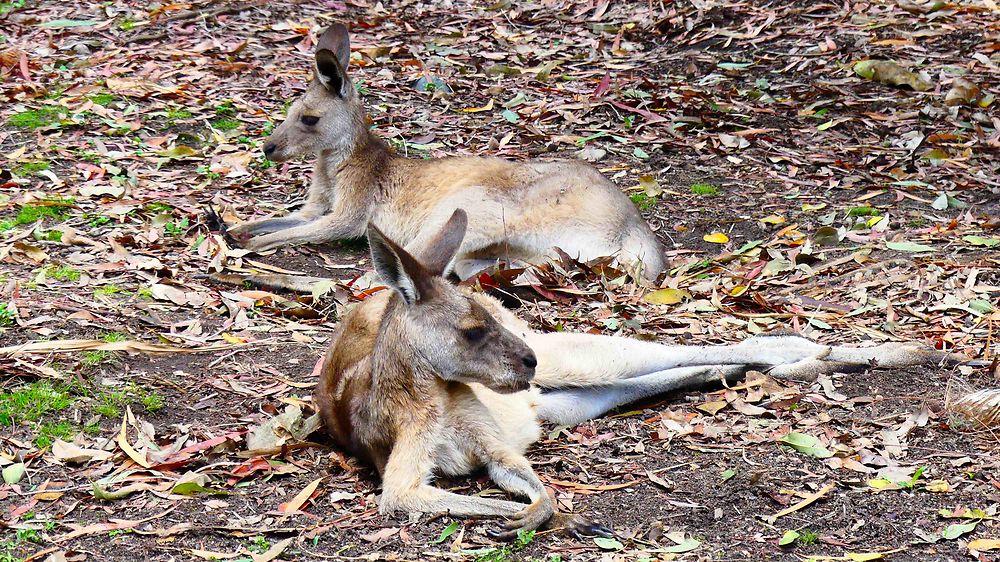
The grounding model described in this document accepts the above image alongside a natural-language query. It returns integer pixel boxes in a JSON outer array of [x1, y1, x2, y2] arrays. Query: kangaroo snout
[[263, 142, 277, 159]]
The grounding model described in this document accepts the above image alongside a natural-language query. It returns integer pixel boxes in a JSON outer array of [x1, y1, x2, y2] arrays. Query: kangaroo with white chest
[[317, 208, 971, 538], [222, 24, 665, 281]]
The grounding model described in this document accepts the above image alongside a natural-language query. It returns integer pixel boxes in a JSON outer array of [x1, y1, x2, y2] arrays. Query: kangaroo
[[222, 23, 665, 281], [316, 208, 974, 538]]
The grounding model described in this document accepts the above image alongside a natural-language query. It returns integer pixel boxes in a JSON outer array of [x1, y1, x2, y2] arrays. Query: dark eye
[[300, 115, 319, 126], [462, 327, 486, 343]]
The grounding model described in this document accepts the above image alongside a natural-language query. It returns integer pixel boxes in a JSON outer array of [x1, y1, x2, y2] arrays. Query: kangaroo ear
[[418, 209, 469, 277], [317, 23, 351, 70], [368, 223, 436, 305], [315, 49, 350, 97]]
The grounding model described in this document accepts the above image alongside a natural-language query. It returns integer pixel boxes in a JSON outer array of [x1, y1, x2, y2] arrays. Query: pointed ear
[[315, 49, 350, 97], [317, 23, 351, 70], [367, 223, 436, 305], [418, 209, 468, 276]]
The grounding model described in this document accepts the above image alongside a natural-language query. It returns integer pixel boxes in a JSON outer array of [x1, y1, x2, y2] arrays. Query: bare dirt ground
[[1, 1, 999, 561]]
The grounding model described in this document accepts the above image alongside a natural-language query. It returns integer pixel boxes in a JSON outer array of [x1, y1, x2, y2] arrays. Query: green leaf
[[964, 235, 1000, 247], [931, 193, 949, 210], [808, 317, 832, 330], [429, 521, 460, 544], [885, 241, 935, 253], [156, 145, 199, 160], [171, 472, 224, 496], [779, 530, 800, 546], [941, 521, 978, 540], [718, 62, 751, 70], [593, 537, 624, 550], [734, 239, 763, 254], [779, 432, 833, 458], [814, 226, 840, 247], [816, 120, 835, 131], [968, 299, 995, 314], [39, 19, 98, 28], [721, 468, 736, 481], [662, 538, 701, 553], [2, 463, 25, 484], [633, 147, 649, 160], [501, 109, 519, 123]]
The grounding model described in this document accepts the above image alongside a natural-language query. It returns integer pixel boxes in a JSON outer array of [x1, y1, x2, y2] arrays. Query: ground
[[1, 1, 999, 561]]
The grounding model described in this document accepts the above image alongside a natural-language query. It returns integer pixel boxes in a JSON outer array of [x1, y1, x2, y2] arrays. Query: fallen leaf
[[278, 477, 322, 512], [969, 539, 1000, 551], [2, 463, 25, 484], [51, 440, 113, 464], [704, 232, 729, 244], [644, 288, 690, 305], [944, 78, 980, 107], [779, 433, 833, 458], [885, 241, 935, 253], [853, 60, 933, 91]]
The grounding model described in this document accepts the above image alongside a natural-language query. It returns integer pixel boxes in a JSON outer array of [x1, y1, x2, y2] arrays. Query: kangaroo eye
[[462, 327, 486, 343], [300, 115, 320, 126]]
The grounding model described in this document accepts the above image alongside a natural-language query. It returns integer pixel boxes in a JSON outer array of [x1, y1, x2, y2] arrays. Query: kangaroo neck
[[315, 128, 396, 198]]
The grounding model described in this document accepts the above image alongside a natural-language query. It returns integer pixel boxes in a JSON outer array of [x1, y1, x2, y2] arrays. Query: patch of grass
[[89, 93, 116, 106], [248, 536, 271, 554], [94, 284, 124, 296], [47, 266, 81, 282], [13, 161, 50, 177], [35, 421, 77, 448], [145, 202, 173, 214], [141, 392, 164, 413], [471, 530, 535, 562], [798, 529, 819, 545], [14, 529, 40, 544], [82, 350, 116, 368], [5, 198, 75, 228], [86, 214, 112, 228], [136, 288, 154, 300], [690, 183, 720, 196], [215, 100, 236, 117], [164, 216, 190, 236], [629, 192, 656, 211], [0, 0, 26, 15], [101, 331, 127, 343], [0, 304, 14, 327], [117, 18, 137, 31], [211, 118, 240, 132], [166, 108, 192, 120], [7, 107, 65, 129], [0, 381, 73, 426], [846, 206, 882, 217], [36, 229, 63, 242]]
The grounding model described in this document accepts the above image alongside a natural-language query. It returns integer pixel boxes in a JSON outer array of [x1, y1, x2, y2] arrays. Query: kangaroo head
[[263, 23, 365, 162], [368, 210, 538, 393]]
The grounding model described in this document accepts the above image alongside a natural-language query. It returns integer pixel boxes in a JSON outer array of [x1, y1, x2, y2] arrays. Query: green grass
[[0, 381, 73, 426], [846, 206, 882, 217], [82, 350, 115, 368], [13, 161, 50, 176], [0, 303, 14, 327], [47, 266, 81, 282], [7, 107, 65, 129], [690, 183, 720, 196], [798, 529, 819, 545], [630, 192, 657, 211], [89, 93, 116, 106], [94, 284, 124, 296], [164, 217, 189, 236], [101, 331, 127, 343], [2, 198, 75, 230], [215, 100, 236, 117], [145, 202, 173, 214], [35, 421, 77, 448], [141, 392, 164, 413], [211, 118, 240, 132], [0, 0, 26, 15]]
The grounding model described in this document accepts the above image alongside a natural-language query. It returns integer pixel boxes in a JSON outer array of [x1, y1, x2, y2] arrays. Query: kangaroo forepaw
[[203, 205, 243, 247]]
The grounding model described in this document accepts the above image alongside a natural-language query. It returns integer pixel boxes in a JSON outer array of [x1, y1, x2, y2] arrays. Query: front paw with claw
[[203, 206, 249, 248], [489, 499, 554, 540]]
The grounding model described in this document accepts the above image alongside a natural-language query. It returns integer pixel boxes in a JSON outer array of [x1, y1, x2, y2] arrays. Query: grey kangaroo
[[315, 208, 972, 538], [222, 24, 665, 281]]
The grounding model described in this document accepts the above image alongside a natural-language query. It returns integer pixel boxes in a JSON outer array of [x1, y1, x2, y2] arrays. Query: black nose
[[263, 143, 276, 157], [522, 353, 537, 370]]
